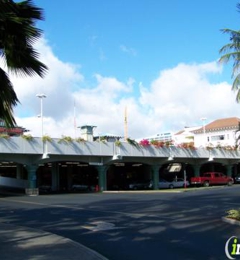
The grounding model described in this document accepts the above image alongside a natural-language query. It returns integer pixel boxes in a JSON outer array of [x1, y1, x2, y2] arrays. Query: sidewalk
[[0, 223, 108, 260]]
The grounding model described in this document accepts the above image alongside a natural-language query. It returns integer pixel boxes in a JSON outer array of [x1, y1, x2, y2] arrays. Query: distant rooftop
[[193, 117, 240, 134], [175, 126, 200, 135], [94, 133, 123, 138]]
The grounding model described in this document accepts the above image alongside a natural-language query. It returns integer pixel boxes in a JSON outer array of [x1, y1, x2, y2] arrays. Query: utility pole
[[124, 106, 128, 141]]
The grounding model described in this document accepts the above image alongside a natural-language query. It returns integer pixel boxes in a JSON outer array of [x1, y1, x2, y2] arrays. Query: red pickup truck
[[190, 172, 234, 187]]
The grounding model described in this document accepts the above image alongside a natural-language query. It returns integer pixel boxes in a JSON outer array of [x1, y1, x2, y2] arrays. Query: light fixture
[[208, 156, 214, 162], [89, 162, 103, 166], [112, 154, 122, 160], [167, 145, 174, 161], [42, 153, 50, 159], [200, 117, 207, 146], [114, 163, 125, 166], [36, 93, 47, 137], [208, 150, 214, 161]]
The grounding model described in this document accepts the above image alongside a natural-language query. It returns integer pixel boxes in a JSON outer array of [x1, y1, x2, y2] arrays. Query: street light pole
[[184, 163, 187, 189], [200, 117, 207, 146], [36, 94, 46, 137]]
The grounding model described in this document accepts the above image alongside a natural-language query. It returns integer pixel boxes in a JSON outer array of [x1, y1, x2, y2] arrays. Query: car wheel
[[203, 181, 209, 187], [169, 184, 174, 189], [227, 180, 233, 186], [133, 186, 138, 190]]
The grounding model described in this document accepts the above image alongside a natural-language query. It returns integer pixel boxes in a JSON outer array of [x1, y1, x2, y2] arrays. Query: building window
[[0, 120, 5, 127], [211, 135, 225, 141]]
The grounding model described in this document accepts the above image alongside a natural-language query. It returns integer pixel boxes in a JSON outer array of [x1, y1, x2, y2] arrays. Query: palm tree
[[0, 0, 48, 127], [219, 3, 240, 102], [235, 122, 240, 149]]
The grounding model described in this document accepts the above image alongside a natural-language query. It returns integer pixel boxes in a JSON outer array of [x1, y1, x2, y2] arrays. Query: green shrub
[[126, 138, 138, 147], [115, 140, 121, 147], [100, 136, 107, 143], [42, 135, 52, 142], [75, 137, 86, 143], [226, 209, 240, 220], [0, 134, 10, 139], [21, 134, 33, 141], [58, 135, 73, 143]]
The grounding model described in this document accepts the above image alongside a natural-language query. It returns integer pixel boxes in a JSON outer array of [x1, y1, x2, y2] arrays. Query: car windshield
[[159, 179, 168, 182]]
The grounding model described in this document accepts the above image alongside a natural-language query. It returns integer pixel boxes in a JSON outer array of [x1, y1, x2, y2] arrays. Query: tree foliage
[[219, 3, 240, 102], [0, 0, 48, 127]]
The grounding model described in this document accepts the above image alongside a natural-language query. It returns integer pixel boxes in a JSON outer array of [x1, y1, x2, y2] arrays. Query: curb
[[103, 186, 225, 194], [0, 222, 108, 260], [222, 217, 240, 226], [103, 190, 182, 194]]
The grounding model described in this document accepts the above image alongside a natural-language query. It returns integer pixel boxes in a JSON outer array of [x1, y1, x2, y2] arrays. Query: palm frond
[[236, 89, 240, 103], [221, 28, 240, 35], [219, 4, 240, 104], [232, 74, 240, 90], [0, 0, 48, 77], [0, 0, 48, 127], [17, 0, 45, 21], [219, 52, 240, 77], [0, 68, 19, 127], [219, 44, 240, 54], [5, 45, 48, 77]]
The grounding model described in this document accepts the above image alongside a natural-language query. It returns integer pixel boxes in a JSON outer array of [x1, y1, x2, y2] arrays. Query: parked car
[[190, 172, 233, 187], [38, 185, 52, 193], [234, 174, 240, 184], [159, 178, 189, 189], [128, 180, 152, 190], [71, 184, 95, 192]]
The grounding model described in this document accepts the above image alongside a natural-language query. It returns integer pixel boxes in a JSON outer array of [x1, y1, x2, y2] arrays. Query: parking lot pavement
[[0, 223, 108, 260]]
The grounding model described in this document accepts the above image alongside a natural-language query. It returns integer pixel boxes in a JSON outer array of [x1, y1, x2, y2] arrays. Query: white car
[[159, 178, 189, 189], [38, 185, 52, 193], [128, 180, 152, 190], [71, 184, 95, 192]]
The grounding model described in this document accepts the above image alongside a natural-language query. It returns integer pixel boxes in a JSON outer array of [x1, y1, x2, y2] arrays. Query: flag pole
[[124, 106, 128, 141], [74, 99, 76, 138]]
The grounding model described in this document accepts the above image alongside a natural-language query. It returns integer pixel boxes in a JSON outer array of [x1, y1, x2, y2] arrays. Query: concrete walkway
[[0, 223, 108, 260]]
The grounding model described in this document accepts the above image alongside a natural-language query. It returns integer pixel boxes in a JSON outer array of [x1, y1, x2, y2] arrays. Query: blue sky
[[7, 0, 240, 138], [34, 0, 237, 83]]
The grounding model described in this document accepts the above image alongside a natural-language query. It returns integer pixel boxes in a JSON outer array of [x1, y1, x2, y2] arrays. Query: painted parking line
[[0, 198, 46, 206], [0, 197, 157, 218], [81, 221, 126, 232], [0, 198, 85, 210]]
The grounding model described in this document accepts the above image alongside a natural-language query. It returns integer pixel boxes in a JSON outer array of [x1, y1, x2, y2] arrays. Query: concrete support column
[[67, 166, 73, 191], [96, 166, 108, 191], [226, 164, 232, 177], [43, 141, 48, 155], [25, 164, 38, 189], [151, 165, 160, 190], [232, 164, 238, 176], [209, 163, 215, 172], [51, 162, 59, 191], [193, 164, 201, 177], [16, 164, 23, 179]]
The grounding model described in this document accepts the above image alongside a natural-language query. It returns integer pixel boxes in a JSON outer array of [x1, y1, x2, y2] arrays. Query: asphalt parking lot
[[0, 185, 240, 260]]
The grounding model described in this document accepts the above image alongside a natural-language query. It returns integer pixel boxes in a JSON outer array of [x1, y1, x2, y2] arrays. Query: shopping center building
[[0, 134, 239, 194]]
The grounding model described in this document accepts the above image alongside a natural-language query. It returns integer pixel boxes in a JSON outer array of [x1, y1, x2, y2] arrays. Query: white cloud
[[99, 48, 107, 61], [6, 38, 240, 139], [120, 45, 137, 56], [139, 62, 239, 135], [11, 37, 83, 121]]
